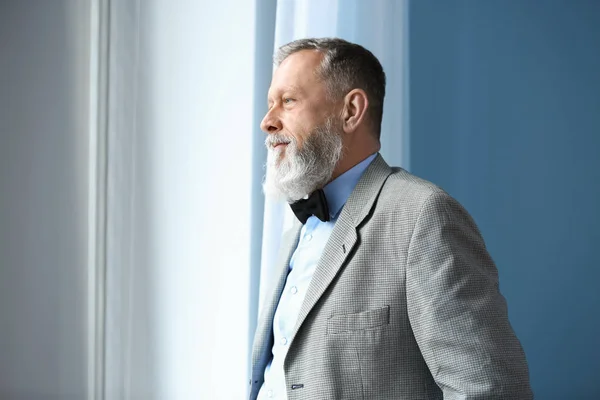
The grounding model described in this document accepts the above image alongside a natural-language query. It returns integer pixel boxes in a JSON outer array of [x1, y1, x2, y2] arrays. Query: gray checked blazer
[[250, 154, 532, 400]]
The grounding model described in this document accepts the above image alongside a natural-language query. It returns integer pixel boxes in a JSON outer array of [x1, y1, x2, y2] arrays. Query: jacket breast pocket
[[326, 305, 390, 335]]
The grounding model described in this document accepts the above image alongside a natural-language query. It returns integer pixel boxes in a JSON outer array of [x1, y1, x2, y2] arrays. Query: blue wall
[[409, 1, 600, 398]]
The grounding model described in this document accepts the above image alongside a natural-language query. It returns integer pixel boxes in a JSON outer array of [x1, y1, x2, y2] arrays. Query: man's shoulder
[[373, 166, 454, 216], [384, 167, 445, 199], [355, 155, 458, 220]]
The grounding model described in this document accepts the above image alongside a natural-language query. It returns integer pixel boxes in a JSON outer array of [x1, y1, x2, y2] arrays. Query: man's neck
[[329, 146, 380, 183]]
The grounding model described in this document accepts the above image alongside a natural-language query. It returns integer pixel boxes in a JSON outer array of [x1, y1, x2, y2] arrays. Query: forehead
[[268, 50, 324, 96]]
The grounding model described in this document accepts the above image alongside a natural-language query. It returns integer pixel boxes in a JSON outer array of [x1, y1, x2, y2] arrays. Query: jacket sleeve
[[406, 191, 533, 399]]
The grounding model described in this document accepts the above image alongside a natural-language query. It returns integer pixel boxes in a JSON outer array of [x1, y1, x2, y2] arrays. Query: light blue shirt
[[258, 153, 377, 400]]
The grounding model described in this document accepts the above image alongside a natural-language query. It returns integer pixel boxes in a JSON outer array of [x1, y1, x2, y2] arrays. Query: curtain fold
[[103, 1, 259, 398]]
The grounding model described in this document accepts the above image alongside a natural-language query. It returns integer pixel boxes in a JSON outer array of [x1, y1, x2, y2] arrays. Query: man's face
[[261, 50, 335, 157], [261, 50, 344, 202]]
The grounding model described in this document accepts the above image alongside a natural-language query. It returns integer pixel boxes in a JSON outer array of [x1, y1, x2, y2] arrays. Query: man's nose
[[260, 109, 283, 134]]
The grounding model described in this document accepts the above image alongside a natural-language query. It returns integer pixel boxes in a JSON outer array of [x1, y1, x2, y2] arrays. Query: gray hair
[[275, 37, 386, 138]]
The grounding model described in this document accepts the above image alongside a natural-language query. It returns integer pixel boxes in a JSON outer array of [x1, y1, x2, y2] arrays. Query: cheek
[[283, 110, 318, 146], [284, 122, 308, 146]]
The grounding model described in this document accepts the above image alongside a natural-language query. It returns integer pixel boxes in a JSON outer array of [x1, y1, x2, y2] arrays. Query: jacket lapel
[[289, 154, 394, 346], [251, 219, 302, 370]]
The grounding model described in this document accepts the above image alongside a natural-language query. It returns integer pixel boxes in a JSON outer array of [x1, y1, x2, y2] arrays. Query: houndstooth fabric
[[250, 154, 532, 400]]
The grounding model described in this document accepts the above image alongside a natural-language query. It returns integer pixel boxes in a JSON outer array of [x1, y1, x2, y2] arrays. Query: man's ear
[[341, 89, 369, 134]]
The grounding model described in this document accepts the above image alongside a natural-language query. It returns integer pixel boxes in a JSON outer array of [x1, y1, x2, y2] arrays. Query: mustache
[[265, 134, 293, 148]]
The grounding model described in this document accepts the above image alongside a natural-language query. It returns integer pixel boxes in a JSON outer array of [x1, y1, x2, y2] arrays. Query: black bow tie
[[289, 189, 330, 224]]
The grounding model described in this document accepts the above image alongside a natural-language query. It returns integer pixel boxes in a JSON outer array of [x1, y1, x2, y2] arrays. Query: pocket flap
[[327, 305, 390, 335]]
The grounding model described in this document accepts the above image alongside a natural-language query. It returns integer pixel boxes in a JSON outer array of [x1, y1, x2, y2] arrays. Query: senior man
[[250, 37, 532, 400]]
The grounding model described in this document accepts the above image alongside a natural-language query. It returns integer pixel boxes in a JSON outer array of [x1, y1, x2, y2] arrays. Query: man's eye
[[283, 98, 294, 104]]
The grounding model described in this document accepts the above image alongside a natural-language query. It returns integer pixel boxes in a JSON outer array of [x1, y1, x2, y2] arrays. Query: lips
[[270, 140, 290, 150]]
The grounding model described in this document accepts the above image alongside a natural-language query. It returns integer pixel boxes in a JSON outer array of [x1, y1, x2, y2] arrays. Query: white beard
[[263, 117, 344, 203]]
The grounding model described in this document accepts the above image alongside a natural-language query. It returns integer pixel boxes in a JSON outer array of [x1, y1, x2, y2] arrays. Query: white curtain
[[103, 0, 261, 399], [259, 0, 410, 305], [100, 0, 408, 399]]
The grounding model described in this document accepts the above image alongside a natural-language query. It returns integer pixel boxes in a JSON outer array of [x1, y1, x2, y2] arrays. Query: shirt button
[[280, 337, 288, 345], [267, 390, 273, 398], [290, 286, 298, 294], [306, 234, 313, 241]]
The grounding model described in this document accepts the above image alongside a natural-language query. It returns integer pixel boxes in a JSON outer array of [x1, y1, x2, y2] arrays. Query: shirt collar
[[323, 153, 378, 220]]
